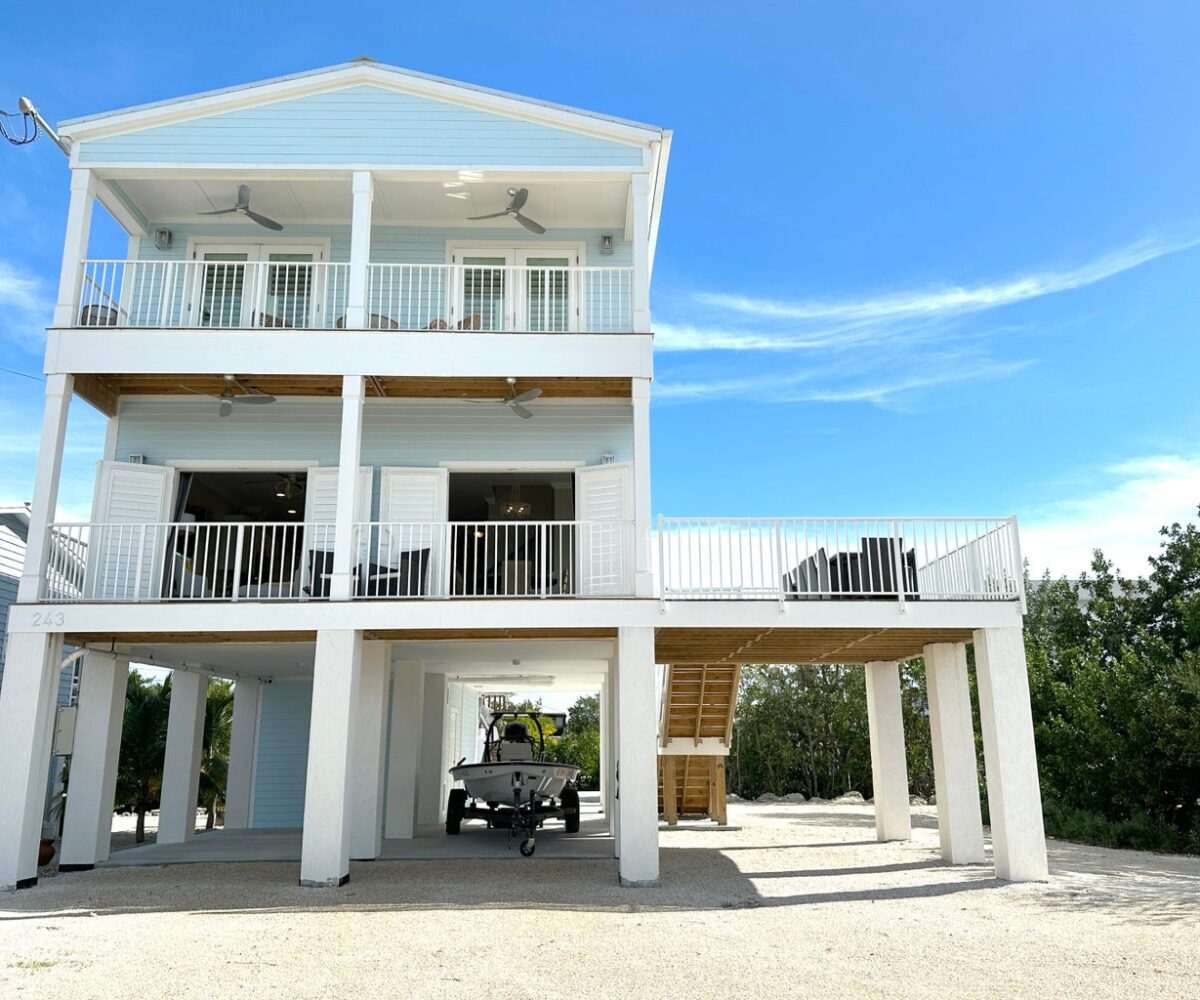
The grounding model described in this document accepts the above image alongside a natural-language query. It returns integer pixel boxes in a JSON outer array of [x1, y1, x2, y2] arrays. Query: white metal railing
[[43, 522, 336, 602], [75, 260, 350, 330], [366, 263, 632, 332], [657, 517, 1023, 606], [353, 520, 636, 598], [72, 260, 635, 333]]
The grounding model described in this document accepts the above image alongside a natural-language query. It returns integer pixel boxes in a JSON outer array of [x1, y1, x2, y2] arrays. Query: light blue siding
[[114, 398, 633, 519], [77, 85, 645, 167], [251, 681, 312, 828], [134, 224, 631, 266]]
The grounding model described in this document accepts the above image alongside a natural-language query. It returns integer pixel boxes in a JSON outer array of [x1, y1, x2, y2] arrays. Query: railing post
[[231, 524, 245, 603], [774, 519, 786, 612], [1009, 515, 1026, 613], [132, 523, 146, 600], [893, 520, 907, 614], [657, 514, 666, 613]]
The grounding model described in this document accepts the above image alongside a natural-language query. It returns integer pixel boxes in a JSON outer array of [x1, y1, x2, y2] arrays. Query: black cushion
[[357, 547, 431, 597], [304, 549, 335, 598]]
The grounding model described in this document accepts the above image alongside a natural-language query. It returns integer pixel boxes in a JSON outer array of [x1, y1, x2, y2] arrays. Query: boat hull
[[451, 761, 580, 803]]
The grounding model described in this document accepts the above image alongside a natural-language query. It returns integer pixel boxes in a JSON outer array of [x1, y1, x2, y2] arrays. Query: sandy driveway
[[3, 803, 1197, 999]]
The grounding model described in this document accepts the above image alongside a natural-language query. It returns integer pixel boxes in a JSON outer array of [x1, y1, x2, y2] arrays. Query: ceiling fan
[[467, 187, 546, 234], [199, 184, 284, 231], [182, 375, 277, 417], [463, 377, 542, 420]]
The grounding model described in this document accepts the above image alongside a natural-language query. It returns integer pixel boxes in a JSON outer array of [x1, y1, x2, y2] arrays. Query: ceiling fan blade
[[236, 185, 253, 209], [242, 208, 284, 231], [218, 400, 233, 418], [509, 187, 529, 211], [509, 402, 534, 419], [466, 211, 510, 221], [198, 207, 238, 216], [232, 394, 276, 405], [509, 387, 542, 404], [514, 213, 546, 235], [460, 396, 505, 404], [180, 385, 222, 400]]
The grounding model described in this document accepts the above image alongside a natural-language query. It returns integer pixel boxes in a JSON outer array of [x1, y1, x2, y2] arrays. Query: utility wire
[[0, 366, 44, 382], [0, 109, 39, 145]]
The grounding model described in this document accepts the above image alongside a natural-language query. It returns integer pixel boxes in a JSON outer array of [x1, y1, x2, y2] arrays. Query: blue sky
[[2, 2, 1200, 577]]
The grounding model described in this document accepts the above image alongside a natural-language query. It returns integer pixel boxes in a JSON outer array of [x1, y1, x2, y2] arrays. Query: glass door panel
[[198, 252, 250, 327], [461, 255, 508, 331], [262, 252, 315, 328], [522, 255, 571, 332]]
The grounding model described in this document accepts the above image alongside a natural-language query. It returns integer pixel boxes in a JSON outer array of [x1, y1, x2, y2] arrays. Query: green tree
[[114, 672, 169, 843], [550, 694, 601, 789], [199, 679, 233, 830]]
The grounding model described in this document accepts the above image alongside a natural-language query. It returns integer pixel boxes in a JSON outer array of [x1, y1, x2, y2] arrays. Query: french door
[[449, 247, 580, 332], [189, 243, 325, 328]]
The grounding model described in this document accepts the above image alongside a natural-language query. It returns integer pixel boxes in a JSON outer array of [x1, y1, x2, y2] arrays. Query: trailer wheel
[[519, 839, 536, 857], [446, 788, 468, 835], [561, 785, 581, 833]]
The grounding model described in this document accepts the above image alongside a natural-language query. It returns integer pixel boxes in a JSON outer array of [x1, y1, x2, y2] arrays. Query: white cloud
[[0, 258, 53, 353], [1020, 454, 1200, 578]]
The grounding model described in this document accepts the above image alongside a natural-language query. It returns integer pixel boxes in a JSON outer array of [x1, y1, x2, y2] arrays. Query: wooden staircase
[[657, 663, 740, 824]]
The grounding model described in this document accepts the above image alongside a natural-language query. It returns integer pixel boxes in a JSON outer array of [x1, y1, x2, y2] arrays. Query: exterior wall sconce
[[599, 233, 614, 255], [154, 228, 173, 251]]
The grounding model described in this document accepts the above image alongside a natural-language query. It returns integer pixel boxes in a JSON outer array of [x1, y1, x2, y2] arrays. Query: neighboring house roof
[[0, 504, 31, 545], [58, 58, 668, 144]]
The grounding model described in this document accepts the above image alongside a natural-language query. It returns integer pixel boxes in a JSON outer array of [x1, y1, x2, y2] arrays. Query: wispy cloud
[[654, 233, 1196, 406], [0, 258, 53, 355], [1021, 453, 1200, 578]]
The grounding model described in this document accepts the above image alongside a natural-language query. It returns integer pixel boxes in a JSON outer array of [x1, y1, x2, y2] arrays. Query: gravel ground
[[4, 803, 1198, 999]]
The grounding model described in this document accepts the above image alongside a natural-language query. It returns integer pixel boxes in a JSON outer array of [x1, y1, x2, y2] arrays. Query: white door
[[189, 243, 325, 328], [575, 462, 634, 596], [88, 460, 176, 600], [448, 246, 582, 332], [377, 467, 449, 596], [517, 250, 577, 333], [302, 466, 372, 596]]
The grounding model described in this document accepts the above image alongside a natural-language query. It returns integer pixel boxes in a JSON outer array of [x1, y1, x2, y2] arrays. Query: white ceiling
[[120, 637, 613, 683], [113, 176, 630, 229]]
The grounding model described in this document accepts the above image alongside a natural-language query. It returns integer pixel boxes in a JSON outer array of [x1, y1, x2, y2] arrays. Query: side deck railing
[[72, 260, 635, 333], [657, 516, 1024, 608]]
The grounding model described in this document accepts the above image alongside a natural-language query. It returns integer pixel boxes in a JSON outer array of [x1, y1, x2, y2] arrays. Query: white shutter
[[575, 462, 633, 595], [89, 460, 175, 600], [301, 467, 372, 592], [378, 467, 449, 594]]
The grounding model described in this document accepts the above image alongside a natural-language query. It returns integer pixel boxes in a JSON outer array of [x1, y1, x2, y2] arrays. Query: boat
[[446, 711, 581, 856]]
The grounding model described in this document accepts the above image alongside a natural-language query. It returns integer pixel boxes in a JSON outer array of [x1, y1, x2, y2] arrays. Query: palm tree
[[199, 680, 234, 830], [115, 673, 169, 843]]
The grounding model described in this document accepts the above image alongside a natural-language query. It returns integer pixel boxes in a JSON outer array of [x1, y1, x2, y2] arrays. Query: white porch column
[[223, 678, 262, 830], [18, 374, 74, 602], [52, 167, 97, 328], [924, 643, 985, 864], [350, 641, 389, 860], [158, 669, 209, 845], [59, 651, 130, 869], [300, 629, 363, 887], [416, 671, 447, 827], [599, 677, 611, 818], [631, 377, 653, 597], [384, 661, 424, 839], [330, 375, 366, 601], [629, 172, 651, 331], [864, 660, 911, 842], [345, 171, 374, 329], [0, 632, 64, 890], [973, 627, 1048, 882], [616, 626, 658, 885]]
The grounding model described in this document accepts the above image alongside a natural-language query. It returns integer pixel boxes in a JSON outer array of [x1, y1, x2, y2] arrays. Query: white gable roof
[[59, 58, 668, 146]]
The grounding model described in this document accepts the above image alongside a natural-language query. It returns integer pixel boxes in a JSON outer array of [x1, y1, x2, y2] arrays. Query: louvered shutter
[[88, 461, 175, 600], [574, 462, 633, 596]]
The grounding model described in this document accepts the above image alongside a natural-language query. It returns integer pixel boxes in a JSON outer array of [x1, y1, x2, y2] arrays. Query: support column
[[599, 677, 612, 819], [59, 651, 130, 870], [300, 629, 363, 887], [0, 632, 64, 889], [864, 660, 911, 842], [350, 641, 389, 860], [631, 377, 653, 597], [52, 167, 97, 328], [18, 374, 74, 602], [416, 671, 447, 827], [384, 661, 424, 839], [330, 375, 366, 601], [223, 679, 262, 830], [924, 643, 985, 864], [345, 171, 374, 330], [158, 669, 209, 845], [629, 172, 651, 332], [616, 626, 658, 886], [974, 627, 1048, 881]]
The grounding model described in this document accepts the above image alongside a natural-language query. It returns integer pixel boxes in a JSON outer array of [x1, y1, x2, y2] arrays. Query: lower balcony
[[39, 517, 1022, 606]]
